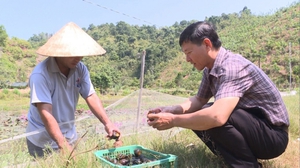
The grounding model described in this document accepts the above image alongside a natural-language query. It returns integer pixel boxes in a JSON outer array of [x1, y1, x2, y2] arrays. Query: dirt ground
[[0, 106, 92, 141]]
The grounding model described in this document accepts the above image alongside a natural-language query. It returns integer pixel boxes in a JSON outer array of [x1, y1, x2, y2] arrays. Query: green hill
[[0, 2, 298, 94]]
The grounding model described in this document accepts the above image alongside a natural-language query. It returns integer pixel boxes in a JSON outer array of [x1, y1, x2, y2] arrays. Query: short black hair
[[179, 21, 221, 49]]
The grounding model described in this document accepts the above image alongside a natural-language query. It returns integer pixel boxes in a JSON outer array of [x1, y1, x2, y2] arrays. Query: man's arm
[[148, 97, 239, 131], [180, 96, 210, 113], [174, 97, 240, 130], [85, 93, 119, 136], [36, 103, 72, 151], [161, 96, 210, 114]]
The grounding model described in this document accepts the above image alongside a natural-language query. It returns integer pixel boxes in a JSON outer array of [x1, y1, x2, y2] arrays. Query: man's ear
[[203, 38, 213, 48]]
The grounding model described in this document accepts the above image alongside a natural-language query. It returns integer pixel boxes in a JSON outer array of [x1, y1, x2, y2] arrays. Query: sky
[[0, 0, 297, 40]]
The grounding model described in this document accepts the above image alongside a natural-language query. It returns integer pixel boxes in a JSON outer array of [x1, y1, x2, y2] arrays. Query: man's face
[[56, 56, 83, 69], [181, 41, 209, 71]]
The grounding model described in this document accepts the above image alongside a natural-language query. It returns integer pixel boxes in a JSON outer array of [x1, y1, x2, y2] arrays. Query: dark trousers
[[193, 105, 288, 168], [26, 138, 54, 158]]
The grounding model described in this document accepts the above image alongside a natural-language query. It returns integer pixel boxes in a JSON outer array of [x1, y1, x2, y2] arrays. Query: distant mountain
[[0, 2, 298, 94]]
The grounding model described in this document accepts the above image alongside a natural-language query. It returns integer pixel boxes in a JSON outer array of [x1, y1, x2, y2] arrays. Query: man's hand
[[85, 93, 123, 146], [147, 108, 161, 121], [148, 108, 162, 115], [147, 112, 175, 130], [107, 130, 120, 140], [105, 123, 121, 139]]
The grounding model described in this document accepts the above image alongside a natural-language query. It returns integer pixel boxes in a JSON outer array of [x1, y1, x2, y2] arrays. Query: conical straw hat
[[36, 22, 106, 57]]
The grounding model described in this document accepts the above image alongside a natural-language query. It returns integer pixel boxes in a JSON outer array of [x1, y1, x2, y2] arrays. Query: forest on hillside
[[0, 2, 299, 95]]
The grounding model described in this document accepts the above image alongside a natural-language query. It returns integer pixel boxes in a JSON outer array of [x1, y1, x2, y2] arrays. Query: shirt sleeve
[[29, 73, 52, 105], [215, 62, 253, 100]]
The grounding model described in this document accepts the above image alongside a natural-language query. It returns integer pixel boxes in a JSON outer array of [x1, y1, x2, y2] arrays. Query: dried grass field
[[0, 89, 299, 167]]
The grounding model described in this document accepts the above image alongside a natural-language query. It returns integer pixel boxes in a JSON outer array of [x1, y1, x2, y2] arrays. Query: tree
[[240, 6, 252, 17], [174, 72, 183, 87], [28, 32, 50, 48], [0, 25, 8, 47]]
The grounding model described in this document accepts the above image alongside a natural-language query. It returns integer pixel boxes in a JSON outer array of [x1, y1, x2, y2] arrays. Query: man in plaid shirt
[[147, 21, 289, 168]]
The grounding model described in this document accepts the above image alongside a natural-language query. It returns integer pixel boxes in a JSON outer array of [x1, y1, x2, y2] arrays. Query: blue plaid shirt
[[197, 47, 289, 126]]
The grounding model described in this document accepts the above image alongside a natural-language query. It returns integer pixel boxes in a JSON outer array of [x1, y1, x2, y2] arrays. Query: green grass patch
[[0, 90, 298, 167]]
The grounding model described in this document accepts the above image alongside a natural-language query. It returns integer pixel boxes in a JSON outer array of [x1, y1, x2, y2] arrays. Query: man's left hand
[[147, 112, 175, 130]]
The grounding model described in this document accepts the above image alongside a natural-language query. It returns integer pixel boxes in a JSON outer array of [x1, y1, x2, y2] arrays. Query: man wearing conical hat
[[26, 22, 122, 158]]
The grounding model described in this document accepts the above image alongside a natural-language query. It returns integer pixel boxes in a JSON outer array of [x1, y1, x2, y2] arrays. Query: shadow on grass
[[149, 129, 227, 168]]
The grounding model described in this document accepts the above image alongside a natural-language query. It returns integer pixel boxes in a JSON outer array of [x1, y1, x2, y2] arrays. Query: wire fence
[[0, 89, 187, 144]]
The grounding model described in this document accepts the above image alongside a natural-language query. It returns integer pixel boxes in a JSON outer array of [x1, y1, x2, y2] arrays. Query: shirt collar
[[47, 57, 60, 73], [209, 47, 226, 77], [47, 57, 76, 78]]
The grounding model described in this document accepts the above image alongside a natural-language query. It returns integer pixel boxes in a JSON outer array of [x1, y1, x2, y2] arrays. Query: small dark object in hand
[[110, 130, 120, 140], [147, 111, 156, 121], [148, 109, 161, 121]]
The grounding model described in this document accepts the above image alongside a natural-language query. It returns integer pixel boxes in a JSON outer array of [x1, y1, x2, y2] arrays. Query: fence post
[[136, 50, 146, 133]]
